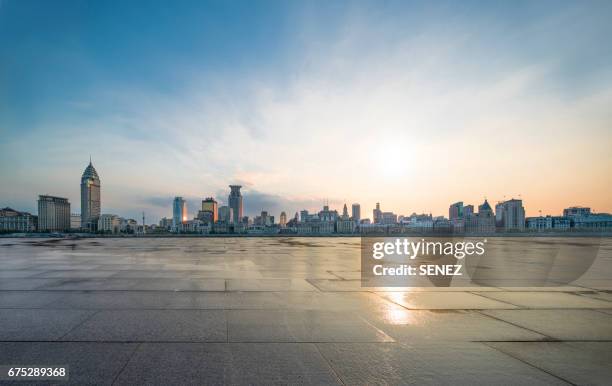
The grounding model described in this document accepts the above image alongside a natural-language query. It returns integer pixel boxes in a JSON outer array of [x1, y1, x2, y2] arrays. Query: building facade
[[0, 207, 37, 232], [198, 197, 218, 224], [351, 203, 361, 223], [496, 199, 526, 230], [172, 197, 187, 231], [228, 185, 243, 225], [38, 195, 70, 231], [98, 214, 120, 233], [218, 205, 233, 224], [80, 160, 101, 231]]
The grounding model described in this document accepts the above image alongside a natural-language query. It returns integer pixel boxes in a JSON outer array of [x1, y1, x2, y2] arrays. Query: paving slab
[[0, 309, 95, 341], [0, 342, 136, 385], [61, 310, 227, 342], [487, 342, 612, 386], [375, 291, 516, 310], [363, 309, 547, 342], [473, 291, 612, 308], [0, 291, 65, 308], [228, 310, 394, 342], [317, 342, 566, 385], [114, 343, 340, 385], [226, 279, 318, 291], [482, 309, 612, 340]]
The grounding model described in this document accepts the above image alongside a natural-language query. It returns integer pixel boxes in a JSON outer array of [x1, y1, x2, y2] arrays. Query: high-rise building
[[373, 203, 382, 224], [218, 205, 233, 223], [228, 185, 243, 224], [351, 203, 361, 222], [496, 199, 526, 230], [80, 160, 101, 231], [279, 211, 287, 227], [172, 197, 187, 231], [449, 202, 463, 220], [38, 195, 70, 231], [198, 197, 218, 224]]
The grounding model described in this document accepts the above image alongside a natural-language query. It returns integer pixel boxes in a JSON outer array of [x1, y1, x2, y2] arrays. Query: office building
[[70, 213, 81, 230], [98, 214, 120, 233], [464, 199, 496, 233], [228, 185, 243, 224], [496, 198, 526, 230], [38, 195, 70, 231], [218, 205, 233, 223], [80, 160, 101, 231], [198, 197, 218, 224], [526, 216, 570, 231], [279, 211, 287, 227], [351, 203, 361, 222], [373, 202, 382, 224], [449, 202, 463, 220], [172, 197, 187, 231], [0, 207, 37, 232]]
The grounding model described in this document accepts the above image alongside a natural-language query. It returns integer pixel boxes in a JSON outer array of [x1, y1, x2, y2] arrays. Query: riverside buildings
[[80, 160, 101, 231], [0, 207, 37, 232], [37, 195, 70, 231]]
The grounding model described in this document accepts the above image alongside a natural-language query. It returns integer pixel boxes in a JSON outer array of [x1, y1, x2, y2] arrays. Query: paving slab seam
[[466, 291, 524, 308], [56, 309, 102, 341], [110, 342, 141, 386], [314, 343, 345, 385], [474, 310, 558, 341], [482, 342, 576, 386]]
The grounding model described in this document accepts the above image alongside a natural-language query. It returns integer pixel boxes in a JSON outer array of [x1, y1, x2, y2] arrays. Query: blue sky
[[1, 0, 611, 222]]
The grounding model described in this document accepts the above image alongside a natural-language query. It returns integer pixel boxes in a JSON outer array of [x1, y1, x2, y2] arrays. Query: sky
[[1, 0, 611, 223]]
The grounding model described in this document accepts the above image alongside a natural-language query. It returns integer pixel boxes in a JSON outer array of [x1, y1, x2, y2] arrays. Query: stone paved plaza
[[0, 237, 611, 385]]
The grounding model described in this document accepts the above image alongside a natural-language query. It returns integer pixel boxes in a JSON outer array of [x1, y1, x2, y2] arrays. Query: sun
[[376, 142, 410, 179]]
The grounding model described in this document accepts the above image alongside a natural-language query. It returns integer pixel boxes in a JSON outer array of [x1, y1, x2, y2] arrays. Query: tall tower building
[[351, 203, 361, 222], [228, 185, 243, 224], [279, 211, 287, 228], [373, 202, 382, 224], [172, 197, 187, 231], [80, 159, 101, 231]]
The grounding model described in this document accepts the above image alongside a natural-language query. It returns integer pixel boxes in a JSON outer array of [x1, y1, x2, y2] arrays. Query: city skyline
[[1, 1, 611, 222]]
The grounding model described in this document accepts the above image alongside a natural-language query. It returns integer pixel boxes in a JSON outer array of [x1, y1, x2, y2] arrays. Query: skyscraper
[[351, 203, 361, 222], [198, 197, 218, 224], [373, 203, 382, 224], [279, 211, 287, 227], [80, 159, 101, 231], [38, 195, 70, 231], [172, 197, 187, 231], [228, 185, 243, 224]]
